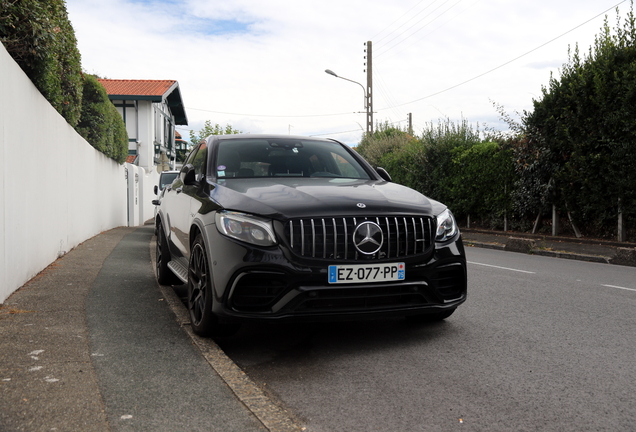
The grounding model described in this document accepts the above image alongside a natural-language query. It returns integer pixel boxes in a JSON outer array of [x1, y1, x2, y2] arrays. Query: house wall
[[0, 43, 156, 304], [138, 100, 154, 169]]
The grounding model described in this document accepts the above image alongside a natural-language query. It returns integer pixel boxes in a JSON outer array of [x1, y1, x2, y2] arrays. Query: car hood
[[210, 178, 439, 219]]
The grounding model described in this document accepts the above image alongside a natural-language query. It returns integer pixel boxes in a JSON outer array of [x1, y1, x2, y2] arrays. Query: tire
[[156, 221, 182, 286], [188, 234, 239, 337], [406, 308, 456, 324]]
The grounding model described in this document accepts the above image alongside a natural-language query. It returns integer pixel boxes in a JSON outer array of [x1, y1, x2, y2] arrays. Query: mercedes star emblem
[[353, 221, 384, 255]]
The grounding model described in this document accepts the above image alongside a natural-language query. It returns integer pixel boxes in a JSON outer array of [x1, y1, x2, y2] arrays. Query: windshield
[[213, 138, 371, 180]]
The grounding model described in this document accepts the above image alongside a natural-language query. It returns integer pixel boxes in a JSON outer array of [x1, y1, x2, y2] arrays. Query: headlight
[[215, 211, 277, 247], [435, 209, 458, 242]]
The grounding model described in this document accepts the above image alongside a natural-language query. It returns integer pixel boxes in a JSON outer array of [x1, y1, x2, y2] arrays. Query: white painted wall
[[0, 44, 157, 304], [138, 101, 154, 169]]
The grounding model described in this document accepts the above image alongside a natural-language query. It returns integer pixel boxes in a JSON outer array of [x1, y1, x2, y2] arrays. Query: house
[[97, 79, 188, 171]]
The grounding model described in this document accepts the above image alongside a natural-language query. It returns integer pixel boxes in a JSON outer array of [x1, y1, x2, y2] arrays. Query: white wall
[[0, 44, 150, 303], [125, 163, 159, 227]]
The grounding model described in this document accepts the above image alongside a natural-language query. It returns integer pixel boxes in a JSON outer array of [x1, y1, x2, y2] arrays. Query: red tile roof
[[97, 79, 177, 97], [126, 155, 138, 164]]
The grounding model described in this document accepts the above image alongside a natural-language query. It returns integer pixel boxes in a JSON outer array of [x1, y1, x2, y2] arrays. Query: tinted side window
[[183, 145, 200, 169], [192, 143, 207, 177]]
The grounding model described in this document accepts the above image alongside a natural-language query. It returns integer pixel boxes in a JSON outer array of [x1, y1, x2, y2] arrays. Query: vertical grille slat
[[311, 219, 316, 257], [286, 215, 434, 261], [385, 217, 391, 259], [332, 218, 338, 259]]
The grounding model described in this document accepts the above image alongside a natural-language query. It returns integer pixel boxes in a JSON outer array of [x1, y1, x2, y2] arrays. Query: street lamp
[[325, 69, 371, 134]]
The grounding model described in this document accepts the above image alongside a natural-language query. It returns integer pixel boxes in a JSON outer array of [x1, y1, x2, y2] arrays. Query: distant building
[[98, 79, 188, 171]]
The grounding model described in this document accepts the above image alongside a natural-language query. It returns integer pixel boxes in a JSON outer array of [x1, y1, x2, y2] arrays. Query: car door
[[172, 141, 211, 263], [162, 143, 203, 265]]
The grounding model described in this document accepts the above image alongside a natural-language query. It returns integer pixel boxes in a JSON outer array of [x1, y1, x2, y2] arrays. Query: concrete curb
[[532, 249, 611, 264], [465, 239, 618, 265], [611, 247, 636, 267], [464, 241, 506, 251]]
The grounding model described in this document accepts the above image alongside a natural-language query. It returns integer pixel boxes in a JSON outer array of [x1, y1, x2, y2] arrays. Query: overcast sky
[[65, 0, 627, 145]]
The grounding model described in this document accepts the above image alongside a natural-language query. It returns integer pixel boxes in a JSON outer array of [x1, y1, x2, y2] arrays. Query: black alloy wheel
[[188, 234, 239, 337]]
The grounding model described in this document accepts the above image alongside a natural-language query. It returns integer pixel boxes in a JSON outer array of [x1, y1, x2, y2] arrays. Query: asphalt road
[[218, 247, 636, 431]]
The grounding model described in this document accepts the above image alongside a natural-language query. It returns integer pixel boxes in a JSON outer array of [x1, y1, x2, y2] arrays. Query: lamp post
[[325, 69, 372, 134]]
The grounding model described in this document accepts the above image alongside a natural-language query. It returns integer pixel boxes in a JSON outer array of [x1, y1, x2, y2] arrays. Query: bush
[[449, 141, 515, 226], [75, 75, 128, 163], [1, 0, 83, 126]]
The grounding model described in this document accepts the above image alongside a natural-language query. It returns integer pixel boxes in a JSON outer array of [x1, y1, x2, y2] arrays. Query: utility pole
[[407, 113, 413, 135], [364, 41, 373, 135]]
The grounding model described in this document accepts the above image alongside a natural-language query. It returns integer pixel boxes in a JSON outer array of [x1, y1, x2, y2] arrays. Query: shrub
[[75, 75, 128, 163], [0, 0, 83, 126]]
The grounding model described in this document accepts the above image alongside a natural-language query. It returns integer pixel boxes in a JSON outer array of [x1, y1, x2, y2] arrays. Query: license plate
[[328, 263, 405, 284]]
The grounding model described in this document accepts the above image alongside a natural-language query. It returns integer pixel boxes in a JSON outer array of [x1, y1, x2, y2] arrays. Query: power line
[[373, 0, 437, 45], [378, 0, 628, 111], [375, 0, 461, 57], [186, 106, 354, 118], [374, 66, 408, 122], [376, 0, 482, 60]]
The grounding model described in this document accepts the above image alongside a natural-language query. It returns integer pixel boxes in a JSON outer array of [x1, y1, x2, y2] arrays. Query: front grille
[[290, 283, 430, 313], [285, 216, 434, 261]]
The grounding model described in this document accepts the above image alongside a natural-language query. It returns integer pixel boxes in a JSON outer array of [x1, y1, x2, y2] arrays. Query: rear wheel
[[406, 308, 456, 323], [188, 234, 239, 337], [156, 221, 182, 286]]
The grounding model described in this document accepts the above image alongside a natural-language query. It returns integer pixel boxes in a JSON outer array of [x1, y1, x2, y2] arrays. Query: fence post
[[618, 198, 626, 242], [552, 205, 559, 236]]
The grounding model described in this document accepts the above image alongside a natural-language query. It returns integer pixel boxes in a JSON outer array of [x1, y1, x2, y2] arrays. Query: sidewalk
[[0, 226, 299, 432], [462, 228, 636, 266]]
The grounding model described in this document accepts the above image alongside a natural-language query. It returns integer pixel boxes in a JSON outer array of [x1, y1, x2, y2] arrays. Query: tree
[[189, 120, 242, 146], [518, 3, 636, 237], [356, 121, 412, 168], [179, 121, 241, 163], [1, 0, 83, 126]]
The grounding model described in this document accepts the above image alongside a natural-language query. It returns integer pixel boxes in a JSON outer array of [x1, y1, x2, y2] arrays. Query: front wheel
[[188, 235, 239, 337]]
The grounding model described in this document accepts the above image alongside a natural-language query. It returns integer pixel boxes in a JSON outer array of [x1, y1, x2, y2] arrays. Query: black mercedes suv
[[154, 134, 466, 336]]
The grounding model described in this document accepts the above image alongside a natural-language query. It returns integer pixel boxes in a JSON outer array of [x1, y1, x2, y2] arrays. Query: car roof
[[208, 134, 339, 144]]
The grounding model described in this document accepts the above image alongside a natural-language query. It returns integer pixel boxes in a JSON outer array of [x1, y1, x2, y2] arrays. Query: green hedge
[[357, 121, 519, 231], [1, 0, 83, 126], [514, 5, 636, 238], [75, 75, 128, 164], [2, 0, 129, 164]]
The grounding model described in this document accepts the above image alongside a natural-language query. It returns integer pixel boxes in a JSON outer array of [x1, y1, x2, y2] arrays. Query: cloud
[[66, 0, 625, 145]]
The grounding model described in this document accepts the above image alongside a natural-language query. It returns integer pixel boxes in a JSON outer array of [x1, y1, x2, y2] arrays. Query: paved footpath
[[0, 226, 295, 432]]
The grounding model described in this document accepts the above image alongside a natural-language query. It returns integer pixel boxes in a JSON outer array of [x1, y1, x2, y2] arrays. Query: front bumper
[[204, 224, 467, 322]]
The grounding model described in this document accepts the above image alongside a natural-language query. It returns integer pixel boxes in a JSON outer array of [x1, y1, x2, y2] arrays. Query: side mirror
[[154, 185, 159, 195], [376, 167, 392, 182], [182, 164, 197, 186]]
